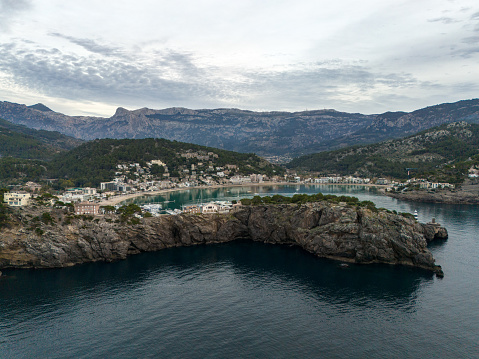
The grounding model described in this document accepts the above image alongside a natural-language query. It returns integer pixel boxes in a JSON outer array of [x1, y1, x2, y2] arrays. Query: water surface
[[1, 185, 478, 358]]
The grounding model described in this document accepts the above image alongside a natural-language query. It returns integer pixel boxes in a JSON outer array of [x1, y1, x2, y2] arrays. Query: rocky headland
[[0, 202, 447, 276], [386, 183, 479, 204]]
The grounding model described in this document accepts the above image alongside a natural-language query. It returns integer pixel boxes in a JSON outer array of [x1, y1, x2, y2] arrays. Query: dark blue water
[[1, 185, 479, 358]]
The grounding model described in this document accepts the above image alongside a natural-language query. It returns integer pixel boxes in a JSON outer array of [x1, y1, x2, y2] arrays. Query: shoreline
[[0, 201, 446, 276], [99, 182, 389, 206], [385, 189, 479, 205]]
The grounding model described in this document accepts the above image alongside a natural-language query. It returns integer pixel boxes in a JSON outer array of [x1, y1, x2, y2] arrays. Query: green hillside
[[288, 122, 479, 184], [48, 138, 284, 187], [0, 157, 47, 184], [0, 118, 83, 159]]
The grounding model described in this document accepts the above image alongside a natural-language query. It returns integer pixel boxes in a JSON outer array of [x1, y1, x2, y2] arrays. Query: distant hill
[[48, 137, 284, 187], [288, 122, 479, 184], [0, 99, 478, 158], [0, 117, 83, 160], [0, 136, 284, 187]]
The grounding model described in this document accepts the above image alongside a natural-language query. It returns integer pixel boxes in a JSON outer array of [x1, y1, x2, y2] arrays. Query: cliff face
[[0, 203, 447, 275]]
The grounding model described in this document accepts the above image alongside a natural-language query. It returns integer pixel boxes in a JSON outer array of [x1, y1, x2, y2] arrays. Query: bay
[[1, 185, 478, 358]]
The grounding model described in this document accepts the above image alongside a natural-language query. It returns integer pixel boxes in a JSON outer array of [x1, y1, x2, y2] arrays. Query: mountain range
[[1, 99, 478, 159]]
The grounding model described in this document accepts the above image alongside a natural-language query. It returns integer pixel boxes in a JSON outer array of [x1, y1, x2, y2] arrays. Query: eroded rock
[[0, 203, 447, 276]]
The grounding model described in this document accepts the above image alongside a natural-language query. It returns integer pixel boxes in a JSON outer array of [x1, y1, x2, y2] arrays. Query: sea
[[1, 184, 478, 358]]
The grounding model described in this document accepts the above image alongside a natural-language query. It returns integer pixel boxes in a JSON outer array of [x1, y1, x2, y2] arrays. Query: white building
[[202, 202, 220, 214], [101, 181, 118, 191], [250, 174, 264, 183], [4, 192, 31, 206], [230, 176, 252, 185]]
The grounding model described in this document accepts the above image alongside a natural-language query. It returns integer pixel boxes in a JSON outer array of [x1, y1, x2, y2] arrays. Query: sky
[[0, 0, 478, 117]]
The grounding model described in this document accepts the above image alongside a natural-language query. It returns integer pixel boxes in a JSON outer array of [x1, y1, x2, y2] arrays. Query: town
[[3, 152, 465, 217]]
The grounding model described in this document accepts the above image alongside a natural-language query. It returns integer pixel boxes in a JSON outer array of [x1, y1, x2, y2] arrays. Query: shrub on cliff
[[41, 212, 55, 225], [400, 212, 415, 220], [117, 203, 142, 223], [240, 192, 364, 207], [0, 188, 11, 229]]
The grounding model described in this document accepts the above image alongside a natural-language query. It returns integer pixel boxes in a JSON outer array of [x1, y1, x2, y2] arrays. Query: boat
[[414, 210, 418, 220]]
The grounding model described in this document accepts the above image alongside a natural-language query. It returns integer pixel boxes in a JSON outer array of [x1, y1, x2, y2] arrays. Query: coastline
[[386, 189, 479, 205], [0, 201, 447, 276], [98, 182, 389, 206]]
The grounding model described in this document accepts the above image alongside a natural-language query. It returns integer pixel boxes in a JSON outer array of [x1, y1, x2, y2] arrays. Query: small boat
[[414, 210, 418, 220], [339, 263, 349, 268]]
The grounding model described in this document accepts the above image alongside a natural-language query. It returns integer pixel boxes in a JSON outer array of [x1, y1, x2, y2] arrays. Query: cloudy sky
[[0, 0, 478, 116]]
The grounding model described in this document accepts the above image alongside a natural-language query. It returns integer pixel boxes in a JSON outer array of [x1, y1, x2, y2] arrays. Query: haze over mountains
[[1, 99, 478, 160]]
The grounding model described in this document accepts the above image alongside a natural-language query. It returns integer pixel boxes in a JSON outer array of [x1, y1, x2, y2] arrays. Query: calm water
[[1, 185, 479, 358]]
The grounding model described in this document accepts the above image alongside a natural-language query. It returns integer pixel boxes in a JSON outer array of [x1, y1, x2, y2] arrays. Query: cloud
[[0, 38, 464, 115], [428, 17, 460, 24], [231, 64, 425, 112], [0, 41, 216, 108], [49, 33, 124, 57], [0, 0, 32, 31], [462, 36, 479, 44]]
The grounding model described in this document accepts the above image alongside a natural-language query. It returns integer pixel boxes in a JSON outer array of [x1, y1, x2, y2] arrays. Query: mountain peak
[[28, 103, 52, 112], [114, 107, 130, 116]]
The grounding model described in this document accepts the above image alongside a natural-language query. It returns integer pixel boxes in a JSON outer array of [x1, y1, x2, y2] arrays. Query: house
[[183, 205, 201, 214], [4, 192, 31, 206], [201, 202, 220, 214], [83, 187, 97, 196], [149, 159, 166, 167], [376, 178, 389, 185], [74, 202, 100, 215], [24, 181, 42, 192]]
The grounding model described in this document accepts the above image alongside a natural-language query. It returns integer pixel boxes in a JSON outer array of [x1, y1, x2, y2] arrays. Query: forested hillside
[[0, 118, 82, 158], [48, 138, 284, 187], [0, 117, 83, 185], [288, 122, 479, 184]]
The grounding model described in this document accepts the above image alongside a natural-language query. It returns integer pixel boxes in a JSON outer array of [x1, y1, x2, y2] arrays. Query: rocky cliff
[[386, 186, 479, 204], [0, 202, 447, 276]]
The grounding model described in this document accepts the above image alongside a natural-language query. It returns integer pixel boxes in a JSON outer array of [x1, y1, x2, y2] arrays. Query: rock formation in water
[[0, 202, 447, 276]]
